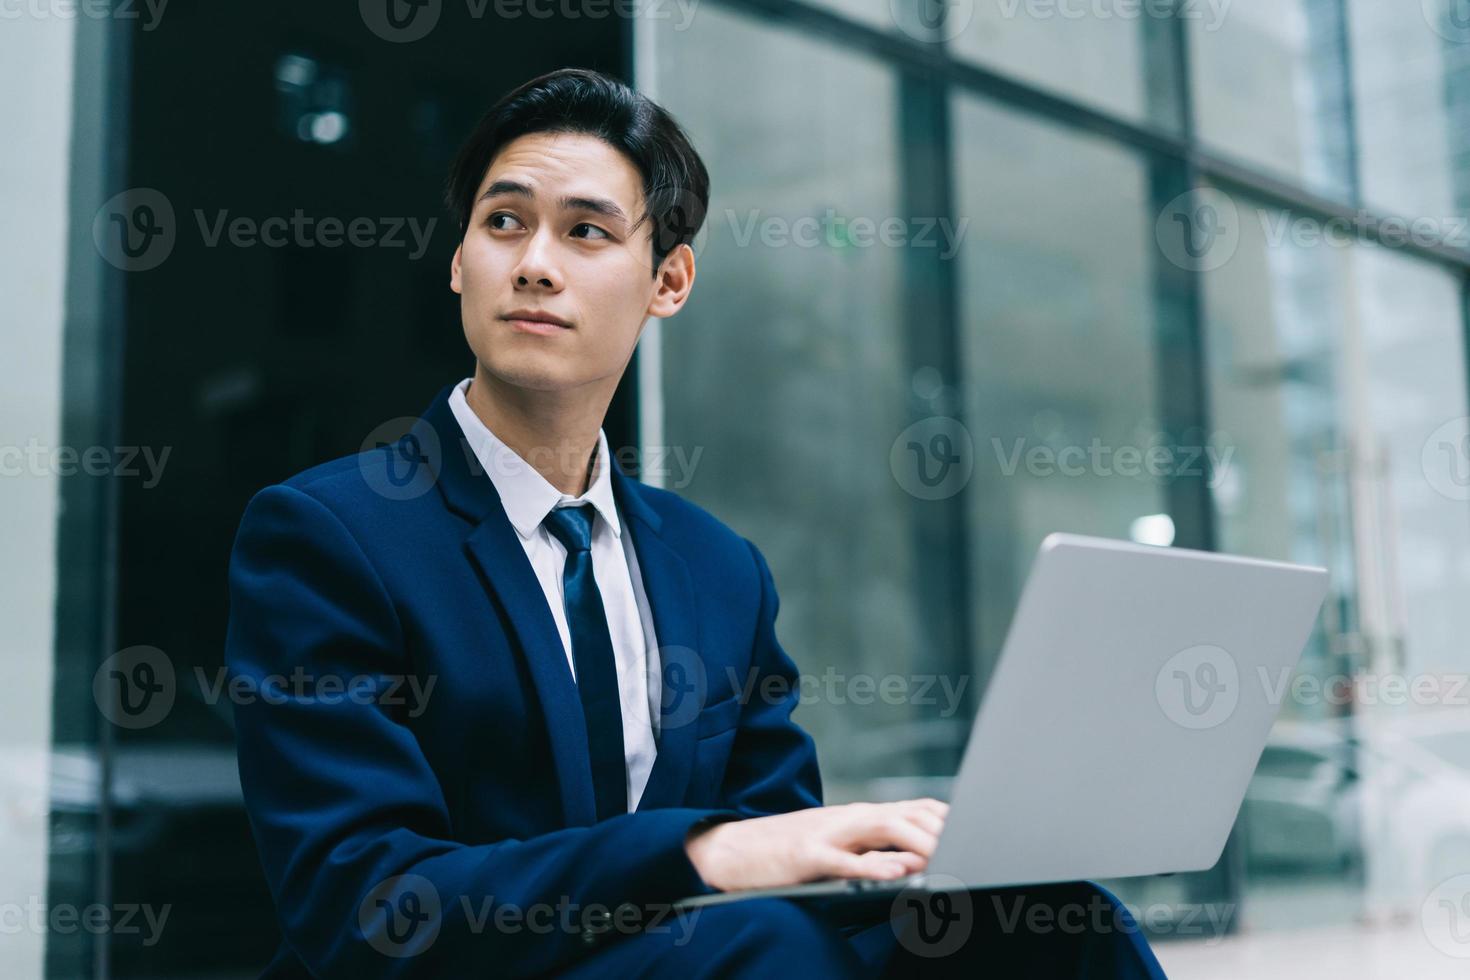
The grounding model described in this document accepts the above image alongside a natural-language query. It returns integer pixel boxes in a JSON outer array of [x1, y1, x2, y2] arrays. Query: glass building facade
[[646, 0, 1470, 967], [8, 0, 1470, 976]]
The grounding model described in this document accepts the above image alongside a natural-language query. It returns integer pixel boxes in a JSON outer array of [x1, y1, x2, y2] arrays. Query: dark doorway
[[85, 5, 635, 976]]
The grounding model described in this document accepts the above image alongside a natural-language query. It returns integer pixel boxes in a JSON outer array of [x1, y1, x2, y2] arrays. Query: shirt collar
[[447, 377, 622, 541]]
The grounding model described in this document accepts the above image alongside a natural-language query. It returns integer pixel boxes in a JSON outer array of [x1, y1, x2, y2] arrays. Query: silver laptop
[[675, 532, 1329, 909]]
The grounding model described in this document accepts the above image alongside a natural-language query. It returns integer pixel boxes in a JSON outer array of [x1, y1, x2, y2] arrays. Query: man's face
[[451, 131, 672, 393]]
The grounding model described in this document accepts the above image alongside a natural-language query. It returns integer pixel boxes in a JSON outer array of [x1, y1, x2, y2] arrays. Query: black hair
[[444, 67, 709, 277]]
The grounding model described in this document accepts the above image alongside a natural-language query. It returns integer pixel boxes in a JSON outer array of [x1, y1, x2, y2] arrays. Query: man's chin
[[475, 359, 588, 395]]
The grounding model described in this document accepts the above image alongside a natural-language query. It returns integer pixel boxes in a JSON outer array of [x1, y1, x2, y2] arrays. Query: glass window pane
[[1189, 0, 1356, 200], [653, 5, 936, 802], [1350, 0, 1470, 223], [1201, 200, 1362, 933], [953, 92, 1213, 920], [1351, 247, 1470, 700], [952, 92, 1171, 665], [1201, 190, 1470, 931], [801, 0, 906, 32], [950, 0, 1154, 125]]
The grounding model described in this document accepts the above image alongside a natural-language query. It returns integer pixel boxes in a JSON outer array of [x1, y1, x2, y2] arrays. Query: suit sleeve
[[716, 538, 825, 817], [225, 484, 740, 979]]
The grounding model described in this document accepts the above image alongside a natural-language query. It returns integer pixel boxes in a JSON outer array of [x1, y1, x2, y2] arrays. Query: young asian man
[[224, 67, 1167, 979]]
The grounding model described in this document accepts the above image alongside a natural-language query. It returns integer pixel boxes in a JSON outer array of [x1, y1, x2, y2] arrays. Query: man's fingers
[[839, 810, 940, 858], [908, 798, 949, 820], [816, 846, 912, 881], [905, 808, 944, 837], [862, 849, 928, 874]]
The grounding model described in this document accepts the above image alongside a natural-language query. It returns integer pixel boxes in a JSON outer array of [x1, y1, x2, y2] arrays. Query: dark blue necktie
[[542, 504, 629, 821]]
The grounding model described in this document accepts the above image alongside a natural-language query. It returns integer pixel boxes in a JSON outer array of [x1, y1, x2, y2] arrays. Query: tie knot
[[543, 504, 594, 554]]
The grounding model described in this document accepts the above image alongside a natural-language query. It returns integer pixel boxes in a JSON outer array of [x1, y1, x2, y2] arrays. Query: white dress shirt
[[448, 377, 662, 812]]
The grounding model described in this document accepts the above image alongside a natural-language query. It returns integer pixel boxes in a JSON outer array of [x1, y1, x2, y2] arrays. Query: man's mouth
[[501, 309, 572, 329]]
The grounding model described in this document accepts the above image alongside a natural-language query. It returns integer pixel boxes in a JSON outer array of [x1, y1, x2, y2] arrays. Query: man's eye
[[488, 212, 523, 231], [571, 223, 609, 240]]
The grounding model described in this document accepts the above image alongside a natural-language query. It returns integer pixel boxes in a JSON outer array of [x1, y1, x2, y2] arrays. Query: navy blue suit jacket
[[225, 383, 824, 977]]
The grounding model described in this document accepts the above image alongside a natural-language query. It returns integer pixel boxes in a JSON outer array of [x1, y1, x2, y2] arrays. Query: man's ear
[[646, 242, 696, 319], [449, 241, 464, 295]]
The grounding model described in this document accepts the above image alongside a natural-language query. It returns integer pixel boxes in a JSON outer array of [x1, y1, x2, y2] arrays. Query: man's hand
[[683, 798, 949, 893]]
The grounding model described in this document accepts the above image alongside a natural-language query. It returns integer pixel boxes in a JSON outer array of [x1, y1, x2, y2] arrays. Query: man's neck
[[464, 367, 612, 497]]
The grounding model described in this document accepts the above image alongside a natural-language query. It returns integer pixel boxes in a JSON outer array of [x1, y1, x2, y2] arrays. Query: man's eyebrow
[[478, 180, 631, 226]]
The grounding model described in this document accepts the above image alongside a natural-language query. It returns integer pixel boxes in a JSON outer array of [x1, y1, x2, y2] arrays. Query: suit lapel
[[415, 386, 597, 827]]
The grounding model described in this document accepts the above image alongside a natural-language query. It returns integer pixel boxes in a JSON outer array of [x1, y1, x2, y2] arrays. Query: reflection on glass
[[1189, 0, 1355, 200], [1349, 0, 1470, 223], [1203, 192, 1470, 931], [654, 5, 938, 803], [952, 91, 1168, 663], [952, 90, 1225, 928], [802, 0, 909, 33], [1203, 194, 1365, 930], [950, 0, 1152, 124]]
